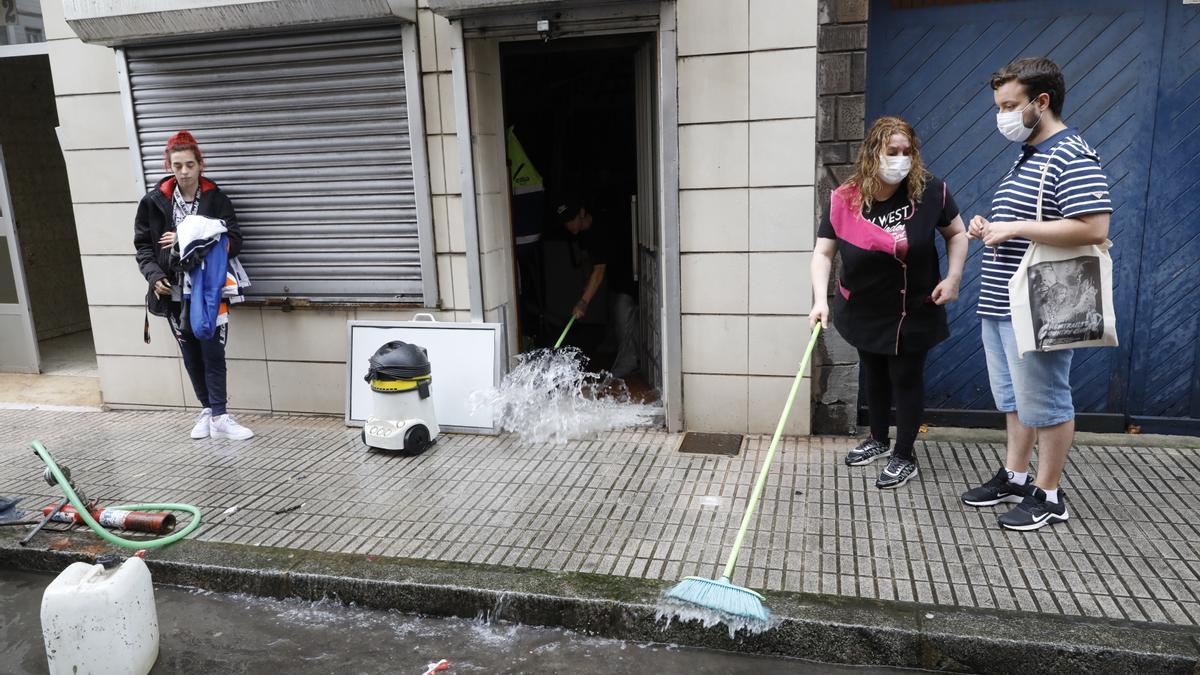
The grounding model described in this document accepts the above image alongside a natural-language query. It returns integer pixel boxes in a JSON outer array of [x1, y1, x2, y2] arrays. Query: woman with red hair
[[133, 130, 253, 440]]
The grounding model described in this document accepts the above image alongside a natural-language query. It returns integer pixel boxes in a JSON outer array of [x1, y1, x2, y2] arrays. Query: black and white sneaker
[[844, 438, 891, 466], [961, 467, 1033, 507], [875, 455, 917, 489], [998, 487, 1069, 531]]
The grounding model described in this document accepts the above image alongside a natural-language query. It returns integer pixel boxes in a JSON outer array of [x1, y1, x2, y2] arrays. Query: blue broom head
[[658, 576, 771, 634]]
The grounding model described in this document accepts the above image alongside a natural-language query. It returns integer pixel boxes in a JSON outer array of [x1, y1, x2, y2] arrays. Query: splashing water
[[474, 591, 511, 626], [470, 347, 662, 444], [654, 596, 779, 640]]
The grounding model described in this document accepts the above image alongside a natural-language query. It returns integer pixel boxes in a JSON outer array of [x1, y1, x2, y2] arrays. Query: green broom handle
[[722, 322, 822, 580], [554, 315, 577, 349]]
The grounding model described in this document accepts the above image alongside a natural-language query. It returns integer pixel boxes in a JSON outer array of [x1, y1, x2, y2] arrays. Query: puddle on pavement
[[471, 347, 662, 444], [1, 569, 919, 674]]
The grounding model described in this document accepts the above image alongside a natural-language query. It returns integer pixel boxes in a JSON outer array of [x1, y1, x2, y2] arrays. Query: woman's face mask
[[879, 154, 912, 185], [996, 98, 1043, 143]]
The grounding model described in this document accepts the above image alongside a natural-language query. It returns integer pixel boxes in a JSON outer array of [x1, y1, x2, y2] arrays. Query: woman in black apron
[[810, 117, 968, 489]]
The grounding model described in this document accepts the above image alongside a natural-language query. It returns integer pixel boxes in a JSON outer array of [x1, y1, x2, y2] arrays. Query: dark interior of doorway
[[0, 56, 94, 377], [500, 36, 654, 400]]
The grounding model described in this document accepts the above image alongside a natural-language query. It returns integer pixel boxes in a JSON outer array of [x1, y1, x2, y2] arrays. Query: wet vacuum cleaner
[[362, 340, 440, 455]]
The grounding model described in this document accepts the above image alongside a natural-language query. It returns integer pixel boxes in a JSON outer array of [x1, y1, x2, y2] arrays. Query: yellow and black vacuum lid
[[364, 340, 431, 382]]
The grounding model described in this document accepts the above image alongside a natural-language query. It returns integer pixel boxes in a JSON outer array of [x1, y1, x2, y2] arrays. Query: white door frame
[[0, 144, 40, 373], [447, 1, 684, 430], [655, 1, 682, 432]]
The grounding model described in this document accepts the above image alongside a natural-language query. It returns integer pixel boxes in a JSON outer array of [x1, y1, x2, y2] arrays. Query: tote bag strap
[[1034, 145, 1062, 223]]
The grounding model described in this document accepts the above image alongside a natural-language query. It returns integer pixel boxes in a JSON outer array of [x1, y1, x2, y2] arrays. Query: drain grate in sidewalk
[[676, 432, 743, 456]]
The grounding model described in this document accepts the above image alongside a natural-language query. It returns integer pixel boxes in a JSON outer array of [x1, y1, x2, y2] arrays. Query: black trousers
[[858, 349, 928, 461], [169, 305, 229, 417], [516, 242, 544, 339]]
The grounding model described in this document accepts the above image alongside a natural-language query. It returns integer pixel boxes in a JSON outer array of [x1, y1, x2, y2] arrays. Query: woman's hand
[[931, 276, 960, 305], [153, 277, 171, 297], [967, 215, 987, 240], [808, 301, 829, 328], [158, 231, 177, 249]]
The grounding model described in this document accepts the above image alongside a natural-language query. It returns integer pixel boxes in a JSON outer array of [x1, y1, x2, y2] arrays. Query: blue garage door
[[866, 0, 1200, 433], [1125, 0, 1200, 433]]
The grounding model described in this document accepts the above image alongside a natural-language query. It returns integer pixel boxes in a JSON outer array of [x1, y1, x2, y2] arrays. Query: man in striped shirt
[[960, 58, 1112, 531]]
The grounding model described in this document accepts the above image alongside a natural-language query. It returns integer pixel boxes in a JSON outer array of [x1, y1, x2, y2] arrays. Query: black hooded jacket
[[134, 175, 241, 316]]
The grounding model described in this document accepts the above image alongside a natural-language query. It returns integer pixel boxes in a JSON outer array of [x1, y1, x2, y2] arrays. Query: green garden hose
[[31, 440, 202, 550]]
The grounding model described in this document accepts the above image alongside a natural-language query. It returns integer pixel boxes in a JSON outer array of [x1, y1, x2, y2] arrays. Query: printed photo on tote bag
[[1007, 148, 1118, 355], [1029, 254, 1104, 348]]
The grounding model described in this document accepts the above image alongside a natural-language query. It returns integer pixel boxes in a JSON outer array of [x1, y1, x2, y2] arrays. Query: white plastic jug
[[40, 556, 159, 675]]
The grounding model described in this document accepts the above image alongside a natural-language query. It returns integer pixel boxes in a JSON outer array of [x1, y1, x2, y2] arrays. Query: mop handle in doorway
[[554, 316, 576, 349]]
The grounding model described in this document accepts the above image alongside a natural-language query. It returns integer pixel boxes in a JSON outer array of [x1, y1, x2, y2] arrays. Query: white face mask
[[996, 99, 1042, 143], [879, 154, 912, 185]]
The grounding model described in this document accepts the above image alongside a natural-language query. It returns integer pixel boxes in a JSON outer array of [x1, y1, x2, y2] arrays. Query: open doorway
[[500, 35, 660, 402], [0, 53, 97, 405]]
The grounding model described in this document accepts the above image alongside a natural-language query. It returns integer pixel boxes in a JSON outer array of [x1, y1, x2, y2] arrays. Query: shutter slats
[[135, 87, 407, 117], [130, 60, 402, 90], [138, 122, 411, 147], [144, 149, 413, 170], [133, 104, 404, 129], [236, 214, 412, 228], [141, 131, 410, 151], [133, 72, 404, 102], [127, 24, 421, 301], [139, 157, 412, 178], [246, 234, 419, 247], [243, 250, 420, 263], [214, 194, 413, 210], [128, 41, 404, 74], [128, 25, 407, 59]]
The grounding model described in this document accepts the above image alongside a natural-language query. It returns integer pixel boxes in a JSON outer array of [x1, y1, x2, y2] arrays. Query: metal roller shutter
[[125, 24, 423, 301]]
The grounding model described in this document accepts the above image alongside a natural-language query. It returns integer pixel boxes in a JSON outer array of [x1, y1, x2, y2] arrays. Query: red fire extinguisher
[[43, 504, 176, 535]]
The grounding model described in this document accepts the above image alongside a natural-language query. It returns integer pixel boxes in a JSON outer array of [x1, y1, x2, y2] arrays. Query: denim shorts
[[981, 318, 1074, 428]]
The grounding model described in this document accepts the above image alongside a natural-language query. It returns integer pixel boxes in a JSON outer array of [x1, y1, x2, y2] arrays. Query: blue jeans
[[981, 318, 1074, 428]]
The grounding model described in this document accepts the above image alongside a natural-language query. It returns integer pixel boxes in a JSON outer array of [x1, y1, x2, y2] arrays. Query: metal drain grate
[[676, 432, 743, 456]]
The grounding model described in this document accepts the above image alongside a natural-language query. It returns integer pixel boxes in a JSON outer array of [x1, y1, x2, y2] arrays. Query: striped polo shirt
[[978, 128, 1113, 318]]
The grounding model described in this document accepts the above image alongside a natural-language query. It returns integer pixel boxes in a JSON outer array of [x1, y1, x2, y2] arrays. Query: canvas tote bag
[[1007, 148, 1118, 355]]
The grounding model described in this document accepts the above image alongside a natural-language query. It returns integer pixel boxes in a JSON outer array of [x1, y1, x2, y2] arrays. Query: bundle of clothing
[[174, 215, 251, 339]]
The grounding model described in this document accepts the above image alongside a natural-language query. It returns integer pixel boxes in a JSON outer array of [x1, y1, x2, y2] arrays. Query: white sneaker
[[210, 414, 254, 440], [190, 408, 212, 439]]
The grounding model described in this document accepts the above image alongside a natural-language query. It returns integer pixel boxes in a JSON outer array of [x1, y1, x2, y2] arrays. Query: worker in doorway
[[506, 126, 546, 346], [554, 199, 639, 378]]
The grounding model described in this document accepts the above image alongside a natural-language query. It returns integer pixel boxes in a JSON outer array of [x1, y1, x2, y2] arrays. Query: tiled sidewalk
[[1, 408, 1197, 627]]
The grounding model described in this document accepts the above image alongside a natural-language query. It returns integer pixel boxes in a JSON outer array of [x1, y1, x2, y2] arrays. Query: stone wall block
[[818, 52, 852, 95], [837, 0, 868, 23], [836, 95, 865, 141], [818, 24, 867, 53]]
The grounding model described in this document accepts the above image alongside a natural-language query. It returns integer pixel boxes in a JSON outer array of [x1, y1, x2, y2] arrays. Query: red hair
[[163, 130, 204, 171]]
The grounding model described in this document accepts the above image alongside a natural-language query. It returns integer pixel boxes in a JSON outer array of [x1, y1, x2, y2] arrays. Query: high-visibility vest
[[507, 126, 544, 195]]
